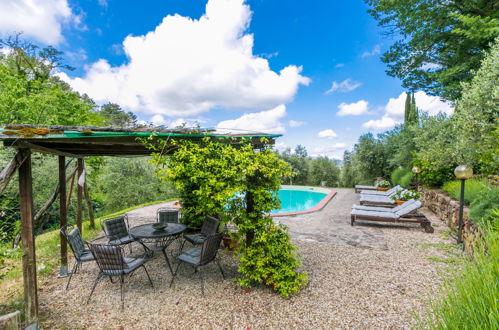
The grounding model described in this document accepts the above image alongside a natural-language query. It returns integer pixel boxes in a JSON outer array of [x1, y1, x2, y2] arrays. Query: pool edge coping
[[270, 189, 337, 217]]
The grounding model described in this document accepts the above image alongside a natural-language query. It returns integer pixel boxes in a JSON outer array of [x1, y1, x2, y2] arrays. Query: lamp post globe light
[[412, 166, 421, 190], [454, 165, 473, 244]]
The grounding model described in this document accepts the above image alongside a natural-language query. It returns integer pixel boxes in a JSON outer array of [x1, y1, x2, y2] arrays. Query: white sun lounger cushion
[[359, 194, 396, 203], [395, 200, 422, 217], [352, 199, 416, 212], [360, 185, 402, 196], [350, 209, 398, 219]]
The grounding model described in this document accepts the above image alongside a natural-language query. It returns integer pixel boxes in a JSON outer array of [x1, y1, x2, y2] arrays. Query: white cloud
[[362, 91, 454, 131], [325, 79, 362, 94], [216, 104, 287, 134], [361, 44, 381, 58], [318, 129, 337, 139], [288, 120, 305, 127], [384, 91, 453, 120], [58, 0, 310, 117], [336, 100, 369, 116], [274, 141, 287, 152], [0, 0, 73, 45], [311, 144, 346, 159], [362, 116, 398, 130], [335, 63, 345, 68]]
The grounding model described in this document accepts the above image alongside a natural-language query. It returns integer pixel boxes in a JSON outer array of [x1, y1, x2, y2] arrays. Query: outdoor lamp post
[[454, 165, 473, 244], [412, 166, 421, 190]]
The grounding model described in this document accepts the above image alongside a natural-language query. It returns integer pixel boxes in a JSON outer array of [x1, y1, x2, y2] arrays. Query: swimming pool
[[270, 186, 335, 216]]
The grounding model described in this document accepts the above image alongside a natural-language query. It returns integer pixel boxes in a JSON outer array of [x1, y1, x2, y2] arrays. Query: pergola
[[0, 124, 279, 327]]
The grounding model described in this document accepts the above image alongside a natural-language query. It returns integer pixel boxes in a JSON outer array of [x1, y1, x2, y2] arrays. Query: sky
[[0, 0, 454, 159]]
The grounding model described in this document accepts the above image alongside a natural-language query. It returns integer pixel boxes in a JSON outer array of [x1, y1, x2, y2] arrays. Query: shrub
[[391, 168, 410, 186], [391, 190, 420, 201], [421, 226, 499, 328], [442, 178, 490, 205], [399, 172, 414, 188], [469, 188, 499, 229], [237, 221, 308, 297]]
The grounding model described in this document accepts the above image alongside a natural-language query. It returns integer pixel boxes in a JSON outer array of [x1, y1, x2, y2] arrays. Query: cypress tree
[[404, 92, 411, 123], [411, 93, 419, 125]]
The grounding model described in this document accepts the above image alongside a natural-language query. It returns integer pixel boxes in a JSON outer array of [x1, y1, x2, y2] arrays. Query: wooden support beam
[[84, 181, 95, 229], [76, 158, 83, 233], [18, 149, 38, 325], [0, 151, 28, 195], [58, 156, 68, 276], [14, 141, 79, 158], [66, 163, 77, 211]]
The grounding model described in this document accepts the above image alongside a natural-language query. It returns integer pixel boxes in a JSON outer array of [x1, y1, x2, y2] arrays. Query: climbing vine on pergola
[[145, 136, 308, 296]]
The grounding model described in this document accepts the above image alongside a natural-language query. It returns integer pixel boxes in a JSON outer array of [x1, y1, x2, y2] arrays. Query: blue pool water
[[271, 189, 328, 214]]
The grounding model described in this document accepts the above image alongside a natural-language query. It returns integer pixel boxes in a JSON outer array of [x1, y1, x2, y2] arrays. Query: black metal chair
[[87, 243, 153, 310], [102, 215, 134, 252], [170, 233, 225, 294], [60, 225, 95, 290], [157, 208, 179, 224], [180, 215, 220, 251]]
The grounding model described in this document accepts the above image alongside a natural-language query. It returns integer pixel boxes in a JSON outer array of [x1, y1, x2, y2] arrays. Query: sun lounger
[[359, 192, 401, 206], [350, 199, 433, 232], [352, 198, 416, 212], [354, 185, 378, 193], [359, 185, 403, 196]]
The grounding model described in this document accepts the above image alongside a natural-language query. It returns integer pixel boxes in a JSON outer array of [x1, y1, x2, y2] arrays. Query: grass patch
[[427, 256, 458, 264], [419, 225, 499, 328], [441, 178, 491, 205]]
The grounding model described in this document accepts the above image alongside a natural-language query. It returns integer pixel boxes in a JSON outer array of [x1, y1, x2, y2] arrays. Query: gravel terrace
[[40, 188, 457, 329]]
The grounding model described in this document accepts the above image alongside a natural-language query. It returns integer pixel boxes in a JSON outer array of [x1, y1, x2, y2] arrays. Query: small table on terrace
[[129, 223, 186, 275]]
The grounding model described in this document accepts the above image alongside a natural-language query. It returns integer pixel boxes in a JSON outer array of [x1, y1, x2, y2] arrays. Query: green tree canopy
[[0, 35, 100, 125], [99, 102, 137, 127], [365, 0, 499, 100]]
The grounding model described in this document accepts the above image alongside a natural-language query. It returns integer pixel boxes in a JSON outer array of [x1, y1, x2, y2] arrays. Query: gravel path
[[39, 189, 457, 329]]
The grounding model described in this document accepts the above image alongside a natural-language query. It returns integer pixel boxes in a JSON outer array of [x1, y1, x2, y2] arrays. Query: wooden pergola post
[[58, 156, 68, 277], [76, 158, 84, 233], [18, 149, 39, 325]]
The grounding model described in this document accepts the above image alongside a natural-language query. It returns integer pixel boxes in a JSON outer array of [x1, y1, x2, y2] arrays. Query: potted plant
[[391, 190, 420, 205], [376, 180, 391, 191], [222, 225, 240, 251]]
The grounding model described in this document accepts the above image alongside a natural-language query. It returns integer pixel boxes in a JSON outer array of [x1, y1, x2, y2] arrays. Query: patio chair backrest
[[200, 215, 220, 236], [102, 216, 128, 240], [67, 227, 86, 259], [395, 199, 422, 217], [88, 243, 126, 276], [157, 208, 179, 224], [199, 233, 223, 266]]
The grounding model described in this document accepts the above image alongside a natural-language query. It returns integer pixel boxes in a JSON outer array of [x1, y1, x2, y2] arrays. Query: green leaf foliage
[[421, 226, 499, 328], [237, 221, 307, 297], [365, 0, 499, 101], [0, 36, 98, 126], [469, 188, 499, 228], [399, 172, 414, 188], [391, 167, 411, 186], [442, 178, 491, 206], [145, 137, 307, 296]]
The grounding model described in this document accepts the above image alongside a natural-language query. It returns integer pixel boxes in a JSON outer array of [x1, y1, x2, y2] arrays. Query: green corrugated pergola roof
[[0, 124, 281, 157]]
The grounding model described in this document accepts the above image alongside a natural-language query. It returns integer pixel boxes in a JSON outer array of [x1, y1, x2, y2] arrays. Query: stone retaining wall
[[419, 187, 483, 253]]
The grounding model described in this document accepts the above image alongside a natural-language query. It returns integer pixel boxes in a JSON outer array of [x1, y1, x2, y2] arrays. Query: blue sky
[[0, 0, 453, 159]]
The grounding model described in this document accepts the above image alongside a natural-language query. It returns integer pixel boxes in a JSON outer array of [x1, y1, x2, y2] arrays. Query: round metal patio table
[[129, 223, 186, 275]]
